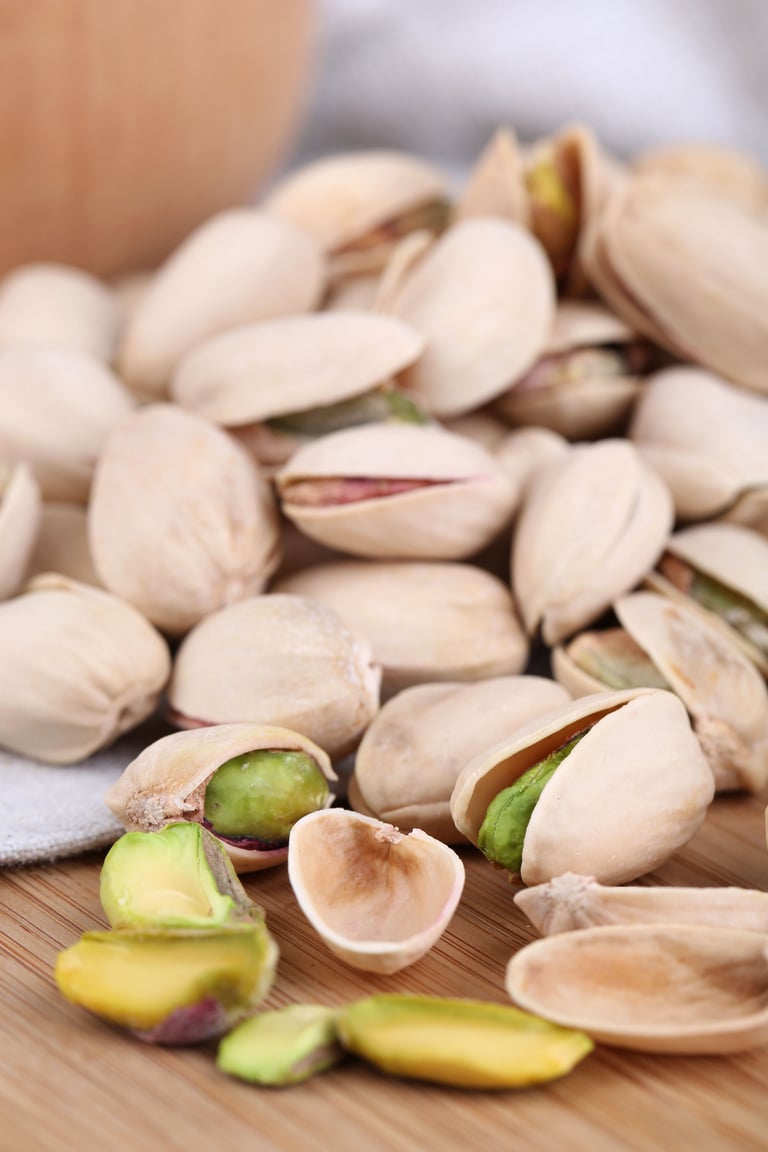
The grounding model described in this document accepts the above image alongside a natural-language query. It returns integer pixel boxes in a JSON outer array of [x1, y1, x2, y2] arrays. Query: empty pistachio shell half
[[118, 210, 326, 398], [273, 560, 529, 699], [0, 461, 40, 601], [512, 439, 673, 645], [55, 921, 278, 1045], [89, 404, 280, 636], [515, 873, 768, 936], [0, 574, 170, 763], [351, 676, 570, 842], [451, 688, 714, 886], [506, 924, 768, 1054], [217, 1005, 343, 1086], [336, 995, 593, 1088], [105, 723, 336, 873], [287, 809, 464, 973], [25, 502, 101, 587], [168, 594, 380, 761], [0, 262, 119, 363]]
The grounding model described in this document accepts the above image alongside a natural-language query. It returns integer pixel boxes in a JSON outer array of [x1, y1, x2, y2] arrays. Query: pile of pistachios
[[4, 122, 768, 1075]]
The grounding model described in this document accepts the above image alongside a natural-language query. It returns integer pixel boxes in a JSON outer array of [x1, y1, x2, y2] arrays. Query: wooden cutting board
[[2, 787, 767, 1152]]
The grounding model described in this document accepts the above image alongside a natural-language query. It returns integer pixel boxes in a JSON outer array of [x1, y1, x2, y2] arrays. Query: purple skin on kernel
[[134, 996, 233, 1046]]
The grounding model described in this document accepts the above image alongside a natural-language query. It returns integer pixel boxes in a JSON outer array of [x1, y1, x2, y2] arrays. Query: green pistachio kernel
[[203, 750, 329, 843]]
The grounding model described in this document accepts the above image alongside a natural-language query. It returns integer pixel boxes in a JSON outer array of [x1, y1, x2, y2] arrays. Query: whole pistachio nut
[[0, 345, 134, 503], [273, 560, 529, 699], [217, 1004, 343, 1086], [0, 262, 119, 363], [105, 722, 336, 872], [118, 210, 326, 399], [276, 422, 519, 560], [0, 574, 170, 763], [89, 404, 281, 636], [168, 594, 380, 762], [450, 688, 714, 886], [0, 461, 40, 601], [25, 501, 101, 587]]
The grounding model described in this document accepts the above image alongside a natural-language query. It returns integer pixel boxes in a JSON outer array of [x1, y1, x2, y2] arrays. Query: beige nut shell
[[0, 462, 40, 601], [0, 263, 119, 363], [26, 502, 101, 588]]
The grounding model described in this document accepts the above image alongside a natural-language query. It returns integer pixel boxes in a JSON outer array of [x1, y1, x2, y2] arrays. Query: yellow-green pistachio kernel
[[217, 1004, 343, 1085]]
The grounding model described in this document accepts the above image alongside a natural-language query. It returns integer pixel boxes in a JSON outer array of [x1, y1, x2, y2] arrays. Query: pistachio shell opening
[[217, 1005, 343, 1085]]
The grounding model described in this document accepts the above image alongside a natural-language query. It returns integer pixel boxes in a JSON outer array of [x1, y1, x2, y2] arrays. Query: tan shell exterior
[[26, 502, 101, 587], [276, 423, 519, 560], [515, 873, 768, 936], [168, 594, 381, 761], [89, 404, 280, 636], [455, 128, 529, 225], [105, 722, 336, 874], [545, 301, 634, 356], [506, 924, 768, 1054], [0, 575, 170, 764], [0, 462, 40, 601], [0, 263, 119, 363], [352, 676, 570, 842], [450, 688, 714, 885], [273, 560, 529, 699], [495, 369, 641, 442], [287, 808, 465, 973], [494, 428, 569, 495], [118, 211, 326, 398], [372, 230, 435, 313], [387, 218, 555, 417], [171, 312, 424, 426], [0, 346, 134, 503], [323, 275, 379, 313], [512, 439, 673, 644], [632, 143, 767, 206]]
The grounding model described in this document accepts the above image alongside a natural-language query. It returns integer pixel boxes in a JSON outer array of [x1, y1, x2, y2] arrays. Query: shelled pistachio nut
[[106, 723, 336, 872], [288, 809, 464, 973], [276, 423, 519, 560], [25, 502, 101, 587], [506, 924, 768, 1053], [118, 211, 326, 398], [511, 439, 673, 645], [456, 128, 530, 226], [273, 560, 529, 699], [168, 595, 380, 762], [0, 262, 119, 363], [89, 404, 280, 636], [450, 688, 714, 886], [0, 461, 40, 601], [0, 574, 170, 763], [217, 1004, 343, 1086], [632, 142, 767, 206], [350, 676, 570, 842]]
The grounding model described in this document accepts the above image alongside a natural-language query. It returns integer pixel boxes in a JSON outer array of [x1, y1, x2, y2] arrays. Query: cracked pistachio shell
[[287, 808, 464, 973], [168, 594, 380, 761], [0, 462, 40, 601], [264, 150, 449, 253], [89, 405, 280, 636], [511, 439, 673, 645], [386, 218, 555, 417], [0, 574, 170, 763], [273, 560, 529, 699], [0, 346, 134, 502], [553, 591, 768, 792], [630, 368, 768, 523], [455, 128, 530, 225], [26, 502, 101, 587], [632, 143, 767, 207], [506, 924, 768, 1054], [584, 173, 768, 393], [105, 723, 336, 873], [351, 676, 570, 843], [0, 263, 119, 362], [276, 423, 519, 560], [515, 873, 768, 936], [118, 211, 326, 399], [171, 312, 424, 427], [450, 688, 714, 885]]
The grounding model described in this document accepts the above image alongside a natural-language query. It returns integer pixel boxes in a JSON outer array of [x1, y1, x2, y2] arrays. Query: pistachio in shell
[[25, 502, 101, 587], [217, 1005, 343, 1086], [0, 461, 40, 601], [0, 262, 119, 363]]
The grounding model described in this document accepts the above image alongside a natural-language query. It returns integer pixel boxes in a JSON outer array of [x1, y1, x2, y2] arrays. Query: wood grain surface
[[2, 788, 768, 1152]]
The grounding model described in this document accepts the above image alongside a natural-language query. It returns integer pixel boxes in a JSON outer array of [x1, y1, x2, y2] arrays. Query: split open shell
[[0, 461, 40, 601], [506, 924, 768, 1053], [287, 808, 464, 973], [0, 263, 119, 363]]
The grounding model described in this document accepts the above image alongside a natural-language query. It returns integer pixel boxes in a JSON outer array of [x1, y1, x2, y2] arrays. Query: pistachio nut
[[105, 722, 336, 872], [287, 808, 465, 973], [89, 404, 280, 635], [0, 574, 170, 763], [217, 1005, 343, 1086], [25, 502, 101, 587], [511, 439, 673, 645], [351, 676, 570, 842], [273, 560, 529, 699], [494, 427, 569, 496], [455, 128, 530, 226], [0, 262, 119, 363], [275, 423, 519, 560], [0, 461, 40, 601], [506, 924, 768, 1054], [336, 995, 593, 1088], [0, 345, 134, 503], [168, 594, 380, 762], [450, 688, 714, 885], [118, 210, 326, 398], [632, 142, 767, 207]]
